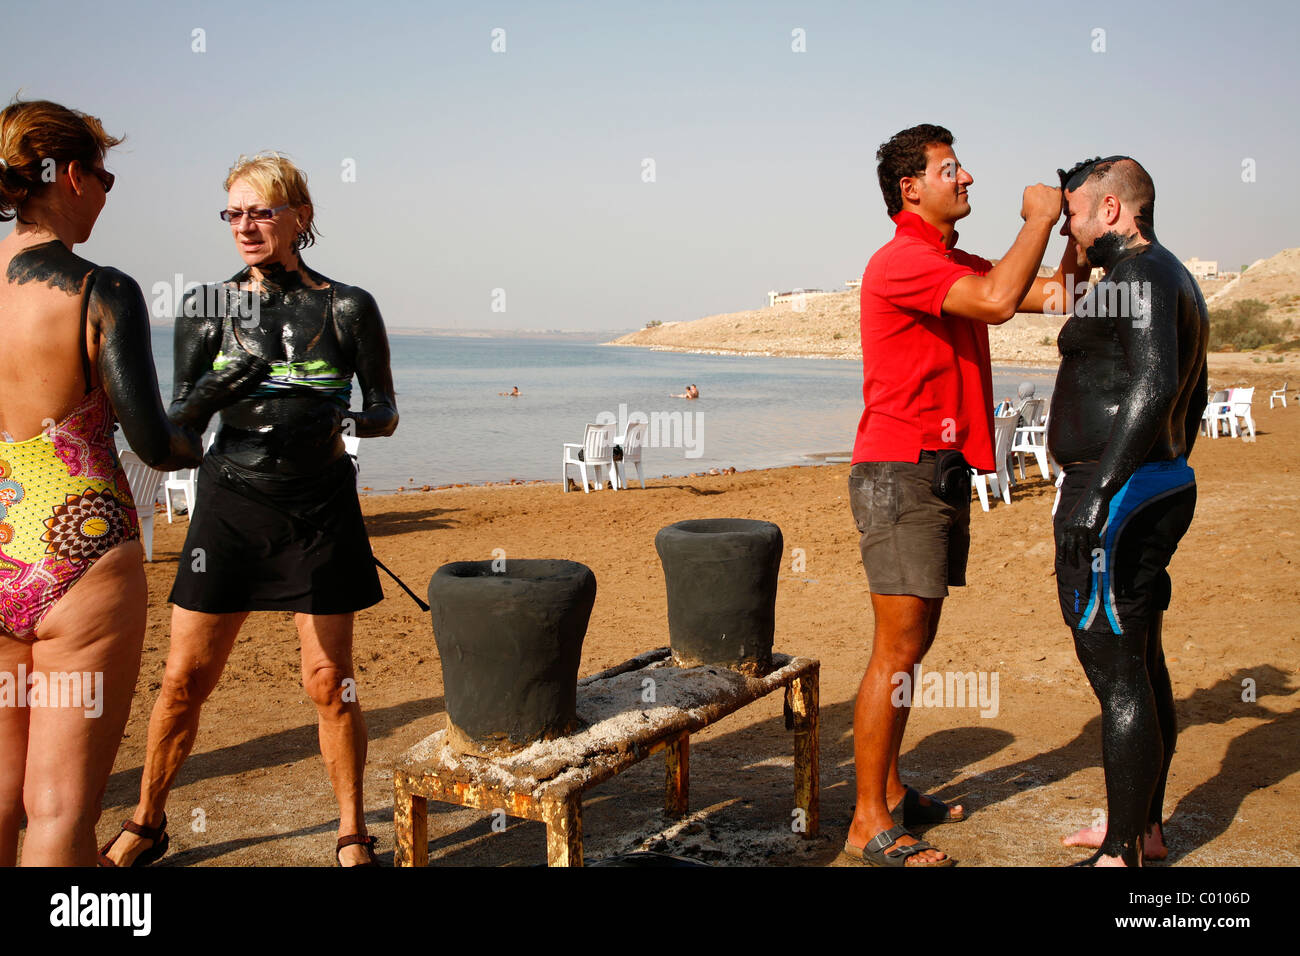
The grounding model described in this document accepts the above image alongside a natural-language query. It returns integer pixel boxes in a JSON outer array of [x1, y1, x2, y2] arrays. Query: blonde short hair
[[223, 151, 319, 250]]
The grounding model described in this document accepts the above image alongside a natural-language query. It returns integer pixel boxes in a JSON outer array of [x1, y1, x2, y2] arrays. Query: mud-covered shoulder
[[1108, 242, 1188, 297], [87, 265, 147, 317], [5, 239, 95, 294], [331, 282, 382, 327]]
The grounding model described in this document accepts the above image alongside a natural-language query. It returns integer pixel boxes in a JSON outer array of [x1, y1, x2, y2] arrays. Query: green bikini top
[[213, 282, 352, 407]]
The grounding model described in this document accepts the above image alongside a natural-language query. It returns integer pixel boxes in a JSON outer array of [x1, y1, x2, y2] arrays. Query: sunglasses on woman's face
[[90, 167, 115, 193], [219, 204, 291, 224]]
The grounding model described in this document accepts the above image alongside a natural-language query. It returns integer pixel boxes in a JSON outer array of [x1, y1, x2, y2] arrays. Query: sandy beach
[[82, 390, 1299, 867]]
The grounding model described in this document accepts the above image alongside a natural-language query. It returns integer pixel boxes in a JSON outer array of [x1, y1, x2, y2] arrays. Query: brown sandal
[[98, 814, 169, 867], [336, 833, 380, 867]]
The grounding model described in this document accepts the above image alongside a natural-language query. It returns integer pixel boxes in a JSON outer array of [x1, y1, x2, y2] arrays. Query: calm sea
[[147, 329, 1055, 492]]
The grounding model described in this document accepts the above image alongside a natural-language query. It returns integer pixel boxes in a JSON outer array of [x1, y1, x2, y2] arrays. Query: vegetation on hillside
[[1209, 299, 1298, 351]]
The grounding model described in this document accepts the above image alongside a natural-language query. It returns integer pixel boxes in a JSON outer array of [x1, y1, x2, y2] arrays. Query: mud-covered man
[[1048, 156, 1209, 866]]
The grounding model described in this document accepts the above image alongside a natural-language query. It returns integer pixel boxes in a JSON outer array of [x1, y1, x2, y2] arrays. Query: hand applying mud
[[169, 351, 271, 430]]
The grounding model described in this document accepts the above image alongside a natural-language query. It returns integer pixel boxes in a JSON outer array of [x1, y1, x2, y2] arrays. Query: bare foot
[[1062, 823, 1167, 860]]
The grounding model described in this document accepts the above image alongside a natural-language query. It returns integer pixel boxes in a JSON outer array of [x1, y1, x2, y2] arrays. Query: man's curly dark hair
[[876, 124, 953, 218]]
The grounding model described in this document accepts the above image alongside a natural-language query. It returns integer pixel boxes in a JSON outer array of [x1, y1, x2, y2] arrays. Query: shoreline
[[604, 339, 1063, 368], [358, 458, 842, 497]]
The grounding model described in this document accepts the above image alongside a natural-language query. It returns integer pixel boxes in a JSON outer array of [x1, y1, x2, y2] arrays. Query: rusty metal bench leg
[[393, 772, 429, 866], [786, 667, 820, 838], [665, 732, 690, 817], [543, 796, 584, 866]]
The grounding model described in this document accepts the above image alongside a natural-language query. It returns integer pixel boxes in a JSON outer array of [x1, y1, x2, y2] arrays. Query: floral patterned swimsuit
[[0, 270, 140, 639]]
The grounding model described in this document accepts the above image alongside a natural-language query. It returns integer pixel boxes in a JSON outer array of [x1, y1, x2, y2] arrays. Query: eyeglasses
[[219, 203, 291, 224], [90, 167, 115, 193]]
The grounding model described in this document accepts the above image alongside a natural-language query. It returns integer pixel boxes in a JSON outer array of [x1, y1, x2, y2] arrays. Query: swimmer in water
[[499, 386, 519, 396], [1048, 156, 1208, 866]]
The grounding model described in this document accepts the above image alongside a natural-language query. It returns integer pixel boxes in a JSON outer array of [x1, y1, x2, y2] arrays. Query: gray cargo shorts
[[848, 453, 971, 598]]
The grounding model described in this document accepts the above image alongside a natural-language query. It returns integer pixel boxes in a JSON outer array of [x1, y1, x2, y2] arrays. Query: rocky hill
[[1206, 247, 1300, 321], [609, 291, 1065, 366], [610, 252, 1299, 365]]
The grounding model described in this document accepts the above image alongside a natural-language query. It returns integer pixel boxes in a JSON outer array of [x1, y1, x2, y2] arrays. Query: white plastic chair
[[1228, 387, 1256, 439], [119, 450, 167, 561], [164, 430, 216, 522], [615, 421, 648, 490], [1202, 390, 1232, 438], [562, 423, 618, 493], [1270, 382, 1288, 409], [972, 414, 1020, 511], [1012, 406, 1054, 481]]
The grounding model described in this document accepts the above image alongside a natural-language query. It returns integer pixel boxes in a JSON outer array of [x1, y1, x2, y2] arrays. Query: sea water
[[146, 329, 1054, 492]]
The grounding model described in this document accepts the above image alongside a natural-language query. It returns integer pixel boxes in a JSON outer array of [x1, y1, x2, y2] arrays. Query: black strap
[[79, 268, 99, 394], [214, 460, 429, 612]]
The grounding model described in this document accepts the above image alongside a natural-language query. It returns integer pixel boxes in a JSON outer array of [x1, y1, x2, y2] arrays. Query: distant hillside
[[609, 256, 1298, 365], [1207, 248, 1300, 321], [608, 290, 1065, 365]]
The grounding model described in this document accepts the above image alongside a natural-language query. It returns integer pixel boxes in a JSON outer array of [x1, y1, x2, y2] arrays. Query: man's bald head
[[1059, 155, 1155, 238]]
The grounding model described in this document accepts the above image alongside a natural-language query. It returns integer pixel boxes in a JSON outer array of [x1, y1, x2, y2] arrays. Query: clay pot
[[655, 518, 783, 674], [428, 559, 595, 755]]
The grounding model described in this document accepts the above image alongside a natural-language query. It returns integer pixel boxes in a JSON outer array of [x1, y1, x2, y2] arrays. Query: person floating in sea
[[671, 384, 699, 399], [499, 386, 519, 396], [1048, 155, 1208, 866], [842, 123, 1088, 867], [101, 151, 398, 868]]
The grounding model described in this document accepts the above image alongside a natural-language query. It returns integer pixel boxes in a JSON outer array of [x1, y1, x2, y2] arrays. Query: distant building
[[844, 278, 861, 291], [1183, 257, 1218, 279], [767, 288, 835, 308]]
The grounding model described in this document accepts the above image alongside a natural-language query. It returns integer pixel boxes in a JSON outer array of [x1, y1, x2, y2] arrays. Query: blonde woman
[[103, 153, 398, 867], [0, 99, 263, 866]]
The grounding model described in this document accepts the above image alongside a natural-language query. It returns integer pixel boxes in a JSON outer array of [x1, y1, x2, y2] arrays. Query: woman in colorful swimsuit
[[103, 152, 398, 867], [0, 100, 265, 865]]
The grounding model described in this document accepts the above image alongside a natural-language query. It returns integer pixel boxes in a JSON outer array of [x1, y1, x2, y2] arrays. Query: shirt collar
[[891, 210, 958, 250]]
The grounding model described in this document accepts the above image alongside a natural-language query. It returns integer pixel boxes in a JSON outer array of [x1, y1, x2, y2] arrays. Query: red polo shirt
[[852, 211, 997, 471]]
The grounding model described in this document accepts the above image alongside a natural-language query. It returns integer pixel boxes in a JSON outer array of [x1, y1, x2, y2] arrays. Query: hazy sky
[[7, 0, 1297, 330]]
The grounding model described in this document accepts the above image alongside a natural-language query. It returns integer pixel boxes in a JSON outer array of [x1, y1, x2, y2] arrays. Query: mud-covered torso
[[1048, 243, 1209, 467], [194, 272, 352, 475]]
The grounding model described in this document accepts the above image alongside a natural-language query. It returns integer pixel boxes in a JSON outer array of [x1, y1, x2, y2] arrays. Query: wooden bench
[[393, 648, 819, 866]]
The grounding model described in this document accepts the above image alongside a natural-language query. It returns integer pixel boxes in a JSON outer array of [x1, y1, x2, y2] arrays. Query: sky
[[6, 0, 1297, 331]]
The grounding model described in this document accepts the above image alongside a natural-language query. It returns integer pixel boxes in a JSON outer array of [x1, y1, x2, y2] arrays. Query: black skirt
[[168, 453, 384, 615]]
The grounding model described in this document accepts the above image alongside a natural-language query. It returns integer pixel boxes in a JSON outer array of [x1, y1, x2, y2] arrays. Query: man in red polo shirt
[[842, 124, 1089, 866]]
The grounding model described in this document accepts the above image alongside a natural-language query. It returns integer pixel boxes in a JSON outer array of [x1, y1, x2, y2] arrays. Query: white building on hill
[[1183, 257, 1218, 279]]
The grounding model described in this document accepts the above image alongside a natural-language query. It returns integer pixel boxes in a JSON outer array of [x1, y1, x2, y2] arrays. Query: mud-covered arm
[[1184, 358, 1208, 457], [90, 268, 206, 470], [1058, 261, 1181, 567], [167, 288, 270, 434], [336, 287, 398, 438]]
